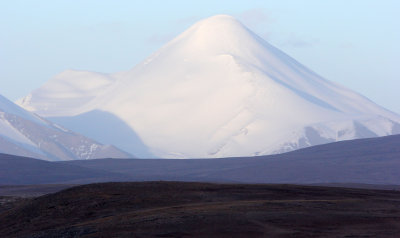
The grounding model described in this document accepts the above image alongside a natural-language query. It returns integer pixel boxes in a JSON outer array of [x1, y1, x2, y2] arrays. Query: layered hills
[[2, 134, 399, 185]]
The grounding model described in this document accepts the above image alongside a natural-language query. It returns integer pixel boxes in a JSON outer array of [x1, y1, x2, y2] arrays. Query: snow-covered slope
[[18, 70, 116, 116], [1, 94, 132, 161], [18, 15, 400, 158]]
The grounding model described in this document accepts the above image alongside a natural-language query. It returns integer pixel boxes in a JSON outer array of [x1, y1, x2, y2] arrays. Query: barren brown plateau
[[0, 182, 400, 238]]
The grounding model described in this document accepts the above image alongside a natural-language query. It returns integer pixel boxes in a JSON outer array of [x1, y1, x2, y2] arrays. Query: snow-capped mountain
[[0, 94, 132, 161], [17, 15, 400, 158]]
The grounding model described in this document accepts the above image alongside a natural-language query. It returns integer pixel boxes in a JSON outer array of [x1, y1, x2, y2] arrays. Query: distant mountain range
[[0, 94, 131, 161], [1, 134, 399, 185], [17, 15, 400, 158]]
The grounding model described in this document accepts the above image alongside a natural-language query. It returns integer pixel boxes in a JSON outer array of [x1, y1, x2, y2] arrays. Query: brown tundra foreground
[[0, 182, 400, 238]]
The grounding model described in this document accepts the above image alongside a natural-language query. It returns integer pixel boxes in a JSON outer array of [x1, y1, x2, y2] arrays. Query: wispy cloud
[[234, 8, 273, 40], [235, 8, 271, 28], [339, 42, 355, 49], [176, 16, 202, 25], [279, 34, 320, 48], [146, 16, 201, 45], [235, 9, 319, 48], [146, 32, 177, 45]]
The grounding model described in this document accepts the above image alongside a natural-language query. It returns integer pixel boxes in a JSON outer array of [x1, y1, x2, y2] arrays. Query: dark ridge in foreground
[[1, 182, 400, 238], [0, 184, 76, 197]]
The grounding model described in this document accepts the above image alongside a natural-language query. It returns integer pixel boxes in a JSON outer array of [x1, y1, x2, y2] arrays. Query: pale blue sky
[[1, 0, 399, 113]]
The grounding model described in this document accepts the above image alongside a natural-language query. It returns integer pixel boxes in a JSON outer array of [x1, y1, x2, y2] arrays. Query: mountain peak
[[190, 14, 248, 38], [18, 15, 400, 159], [196, 14, 238, 26], [162, 14, 263, 59]]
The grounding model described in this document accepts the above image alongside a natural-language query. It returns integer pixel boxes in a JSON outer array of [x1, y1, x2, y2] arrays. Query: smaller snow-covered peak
[[29, 69, 114, 96], [52, 69, 114, 91], [16, 70, 116, 117]]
